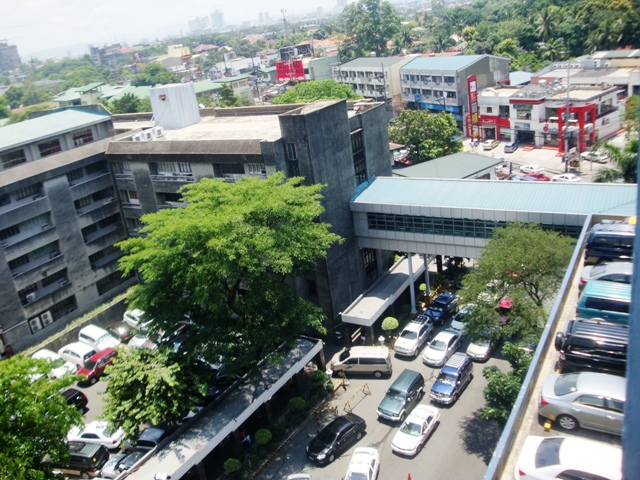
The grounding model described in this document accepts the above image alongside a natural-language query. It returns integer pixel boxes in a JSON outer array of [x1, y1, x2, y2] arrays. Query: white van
[[78, 324, 121, 351], [330, 346, 392, 378], [58, 342, 97, 367]]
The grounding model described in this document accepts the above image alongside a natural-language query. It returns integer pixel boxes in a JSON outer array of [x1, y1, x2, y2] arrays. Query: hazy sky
[[0, 0, 339, 58]]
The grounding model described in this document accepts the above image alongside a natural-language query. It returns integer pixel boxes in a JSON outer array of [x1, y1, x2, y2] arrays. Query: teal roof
[[110, 85, 153, 101], [260, 66, 276, 73], [193, 80, 223, 94], [213, 74, 251, 83], [401, 55, 500, 71], [393, 153, 503, 179], [99, 84, 128, 99], [352, 177, 637, 216], [54, 88, 82, 103], [77, 82, 105, 93], [0, 109, 111, 152], [340, 56, 412, 69]]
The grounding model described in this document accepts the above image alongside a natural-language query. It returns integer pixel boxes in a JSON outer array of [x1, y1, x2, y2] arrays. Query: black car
[[62, 388, 88, 411], [124, 427, 168, 453], [306, 413, 366, 465], [424, 293, 458, 326], [105, 321, 135, 343]]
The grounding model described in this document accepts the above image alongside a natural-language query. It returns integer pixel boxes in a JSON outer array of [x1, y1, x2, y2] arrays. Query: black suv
[[43, 442, 109, 478], [584, 221, 635, 265], [306, 413, 366, 465], [555, 319, 628, 376], [424, 293, 458, 326]]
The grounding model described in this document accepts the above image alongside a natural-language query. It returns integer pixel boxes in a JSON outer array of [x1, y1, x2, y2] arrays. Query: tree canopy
[[338, 0, 401, 59], [131, 62, 180, 87], [116, 173, 342, 375], [272, 80, 363, 104], [0, 355, 82, 480], [388, 110, 463, 163], [594, 138, 638, 184]]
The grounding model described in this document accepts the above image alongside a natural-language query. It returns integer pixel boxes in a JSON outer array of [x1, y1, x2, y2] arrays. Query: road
[[258, 320, 509, 480]]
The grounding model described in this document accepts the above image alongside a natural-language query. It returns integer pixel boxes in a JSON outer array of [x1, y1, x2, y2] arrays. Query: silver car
[[538, 371, 625, 435], [580, 262, 632, 292], [393, 320, 433, 356], [421, 329, 461, 367]]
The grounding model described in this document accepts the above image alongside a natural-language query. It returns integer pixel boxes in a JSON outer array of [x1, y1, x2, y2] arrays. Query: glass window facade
[[351, 129, 367, 186]]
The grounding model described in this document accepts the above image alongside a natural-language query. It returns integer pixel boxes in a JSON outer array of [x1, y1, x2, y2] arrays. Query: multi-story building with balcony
[[0, 107, 133, 352], [399, 54, 511, 131], [0, 40, 20, 72]]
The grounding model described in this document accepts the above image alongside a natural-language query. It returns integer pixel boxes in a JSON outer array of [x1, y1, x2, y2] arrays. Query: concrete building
[[210, 9, 225, 29], [0, 40, 20, 72], [188, 16, 210, 35], [400, 54, 511, 131], [0, 107, 133, 352]]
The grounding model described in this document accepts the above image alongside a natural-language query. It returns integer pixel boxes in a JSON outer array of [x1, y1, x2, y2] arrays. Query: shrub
[[381, 316, 399, 332], [255, 428, 272, 446], [245, 452, 260, 470], [271, 423, 287, 440], [419, 283, 427, 294], [224, 458, 242, 475], [289, 397, 306, 414]]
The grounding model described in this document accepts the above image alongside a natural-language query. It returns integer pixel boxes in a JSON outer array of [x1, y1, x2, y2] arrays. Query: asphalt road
[[258, 320, 509, 480]]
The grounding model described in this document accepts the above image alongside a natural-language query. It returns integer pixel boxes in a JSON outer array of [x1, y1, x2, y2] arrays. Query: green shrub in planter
[[255, 428, 272, 446], [310, 370, 329, 394], [326, 382, 335, 394], [289, 397, 306, 414], [224, 458, 242, 475], [381, 316, 399, 333]]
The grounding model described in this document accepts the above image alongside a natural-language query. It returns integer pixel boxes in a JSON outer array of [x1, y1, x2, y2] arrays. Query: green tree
[[272, 80, 362, 104], [109, 93, 141, 114], [534, 7, 558, 42], [480, 342, 532, 425], [623, 95, 638, 138], [101, 347, 209, 439], [493, 38, 519, 60], [0, 96, 11, 119], [4, 84, 24, 108], [216, 84, 239, 107], [131, 62, 180, 87], [388, 110, 462, 163], [116, 173, 342, 375], [539, 38, 566, 62], [594, 139, 638, 184], [338, 0, 401, 59], [0, 355, 82, 480], [6, 104, 52, 124]]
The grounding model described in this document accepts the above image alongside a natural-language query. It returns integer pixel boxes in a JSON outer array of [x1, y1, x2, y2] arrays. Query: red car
[[78, 348, 117, 385], [526, 172, 550, 181]]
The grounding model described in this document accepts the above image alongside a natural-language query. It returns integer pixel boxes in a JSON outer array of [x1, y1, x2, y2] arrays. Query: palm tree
[[539, 38, 566, 62], [593, 17, 624, 50], [535, 8, 557, 42], [594, 140, 638, 183], [431, 31, 456, 53], [394, 25, 415, 52]]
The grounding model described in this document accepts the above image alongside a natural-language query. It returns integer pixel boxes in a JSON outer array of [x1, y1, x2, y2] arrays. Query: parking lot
[[257, 316, 510, 480]]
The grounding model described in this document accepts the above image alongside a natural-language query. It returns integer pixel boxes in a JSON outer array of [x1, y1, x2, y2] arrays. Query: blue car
[[424, 293, 458, 326]]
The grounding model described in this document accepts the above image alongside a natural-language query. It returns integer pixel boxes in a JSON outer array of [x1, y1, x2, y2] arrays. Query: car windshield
[[430, 340, 446, 351], [97, 333, 112, 344], [400, 421, 422, 436], [385, 388, 406, 401], [317, 429, 339, 445], [590, 265, 607, 276], [554, 373, 579, 396], [400, 330, 418, 340], [535, 437, 562, 468], [83, 359, 97, 370], [428, 305, 443, 313], [345, 473, 369, 480], [436, 372, 457, 385]]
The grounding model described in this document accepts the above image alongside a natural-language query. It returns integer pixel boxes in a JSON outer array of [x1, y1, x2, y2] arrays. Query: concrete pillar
[[408, 254, 417, 314], [424, 254, 431, 296]]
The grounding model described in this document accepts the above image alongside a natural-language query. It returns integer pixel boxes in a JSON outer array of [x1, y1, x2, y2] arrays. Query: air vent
[[29, 317, 43, 333], [40, 310, 54, 326], [26, 292, 37, 303]]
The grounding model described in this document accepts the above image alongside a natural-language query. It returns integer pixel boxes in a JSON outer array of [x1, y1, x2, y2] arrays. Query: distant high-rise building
[[210, 9, 225, 29], [258, 11, 271, 24], [89, 44, 122, 67], [188, 16, 210, 35], [0, 40, 21, 72], [264, 12, 270, 23], [317, 7, 324, 16]]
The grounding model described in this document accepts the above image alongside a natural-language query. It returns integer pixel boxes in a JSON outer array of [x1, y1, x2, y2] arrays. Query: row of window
[[402, 75, 455, 85], [404, 88, 457, 100], [367, 213, 582, 239]]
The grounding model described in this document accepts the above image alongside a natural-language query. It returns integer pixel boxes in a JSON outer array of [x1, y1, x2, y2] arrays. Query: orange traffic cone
[[408, 475, 412, 480]]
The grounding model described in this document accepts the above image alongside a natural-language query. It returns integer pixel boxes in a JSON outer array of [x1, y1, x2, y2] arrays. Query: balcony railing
[[83, 223, 122, 244], [68, 169, 110, 188], [76, 197, 116, 216], [22, 278, 71, 306], [91, 250, 123, 270], [11, 251, 62, 278], [151, 172, 195, 183], [1, 223, 53, 250], [0, 193, 45, 216]]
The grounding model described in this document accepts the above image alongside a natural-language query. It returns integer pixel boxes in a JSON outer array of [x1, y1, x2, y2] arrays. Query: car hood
[[423, 348, 445, 363], [467, 342, 490, 357], [431, 381, 455, 396], [394, 337, 416, 350], [425, 310, 443, 319], [392, 430, 420, 451], [378, 395, 403, 415], [307, 437, 330, 456]]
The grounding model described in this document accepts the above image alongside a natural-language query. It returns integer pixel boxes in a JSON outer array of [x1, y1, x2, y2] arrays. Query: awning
[[340, 254, 425, 327]]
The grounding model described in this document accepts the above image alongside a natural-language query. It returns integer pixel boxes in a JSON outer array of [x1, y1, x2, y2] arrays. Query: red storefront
[[554, 104, 597, 154]]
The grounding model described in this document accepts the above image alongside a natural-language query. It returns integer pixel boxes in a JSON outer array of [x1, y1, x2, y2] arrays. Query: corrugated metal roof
[[352, 177, 637, 216], [110, 85, 153, 101], [339, 56, 414, 69], [0, 109, 111, 152], [213, 74, 251, 83], [192, 80, 223, 94], [393, 153, 503, 179], [77, 82, 104, 93], [401, 54, 491, 71]]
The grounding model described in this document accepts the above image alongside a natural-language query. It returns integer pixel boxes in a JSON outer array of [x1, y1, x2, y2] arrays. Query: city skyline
[[0, 0, 340, 59]]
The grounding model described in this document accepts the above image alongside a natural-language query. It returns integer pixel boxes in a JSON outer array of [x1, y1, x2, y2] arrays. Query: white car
[[58, 342, 97, 367], [482, 139, 500, 150], [67, 420, 126, 449], [123, 308, 149, 328], [391, 404, 440, 456], [552, 173, 582, 182], [100, 453, 128, 479], [450, 304, 475, 333], [580, 151, 609, 163], [466, 337, 495, 362], [31, 349, 78, 378], [515, 435, 621, 479], [78, 324, 121, 351], [421, 329, 461, 367], [393, 320, 433, 356], [344, 447, 380, 480], [519, 164, 545, 175], [580, 262, 633, 291]]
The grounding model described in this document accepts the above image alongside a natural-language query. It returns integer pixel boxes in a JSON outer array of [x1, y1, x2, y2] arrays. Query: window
[[286, 143, 297, 160], [248, 163, 266, 175], [220, 163, 244, 174], [1, 149, 27, 169], [444, 76, 455, 84], [125, 217, 143, 232], [0, 225, 20, 241], [420, 75, 429, 83], [72, 129, 94, 147], [127, 190, 139, 205], [287, 160, 300, 177], [351, 130, 367, 186], [38, 139, 62, 157], [575, 395, 606, 409], [14, 184, 41, 200], [67, 168, 84, 183], [363, 248, 376, 275], [177, 162, 192, 173], [114, 162, 132, 174], [486, 107, 493, 114]]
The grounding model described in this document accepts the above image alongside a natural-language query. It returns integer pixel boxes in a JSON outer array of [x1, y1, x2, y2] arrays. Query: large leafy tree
[[0, 355, 82, 480], [594, 139, 638, 184], [109, 93, 141, 114], [388, 110, 462, 163], [272, 80, 362, 104], [338, 0, 401, 59], [117, 173, 342, 375], [131, 62, 180, 87]]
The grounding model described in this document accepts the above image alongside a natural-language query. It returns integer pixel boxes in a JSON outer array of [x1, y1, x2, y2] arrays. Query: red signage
[[467, 75, 480, 140], [276, 60, 306, 83]]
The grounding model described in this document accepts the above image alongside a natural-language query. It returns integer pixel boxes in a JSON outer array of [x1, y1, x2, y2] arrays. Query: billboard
[[276, 60, 306, 83], [467, 75, 480, 140]]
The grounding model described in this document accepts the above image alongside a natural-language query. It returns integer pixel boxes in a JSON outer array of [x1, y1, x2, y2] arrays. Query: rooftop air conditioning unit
[[570, 63, 580, 69], [142, 131, 153, 141], [605, 62, 611, 67], [151, 126, 163, 138], [29, 317, 43, 333], [131, 134, 142, 142], [40, 310, 54, 326], [26, 292, 37, 303]]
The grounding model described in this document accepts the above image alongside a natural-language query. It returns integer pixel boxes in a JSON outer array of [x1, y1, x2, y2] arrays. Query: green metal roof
[[77, 82, 105, 93], [401, 55, 503, 71], [213, 74, 251, 83], [352, 177, 637, 216], [393, 153, 503, 179], [110, 85, 153, 101], [339, 56, 413, 69], [260, 66, 276, 73], [53, 88, 82, 103], [0, 109, 111, 152], [192, 80, 223, 94]]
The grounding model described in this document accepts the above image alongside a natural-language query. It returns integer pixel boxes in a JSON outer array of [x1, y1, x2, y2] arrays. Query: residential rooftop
[[400, 54, 504, 71], [393, 153, 503, 180]]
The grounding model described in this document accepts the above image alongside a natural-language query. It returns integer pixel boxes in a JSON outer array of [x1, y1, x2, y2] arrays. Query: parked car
[[580, 262, 633, 292], [100, 453, 128, 479], [422, 329, 461, 367], [482, 139, 500, 150], [31, 349, 77, 378], [525, 172, 550, 181], [377, 369, 425, 422], [105, 321, 135, 343], [77, 348, 118, 385], [393, 321, 433, 356], [584, 221, 635, 265], [58, 342, 97, 368], [343, 447, 380, 480], [123, 308, 147, 328], [61, 388, 88, 411], [391, 404, 440, 457], [514, 435, 621, 480], [576, 280, 630, 324], [67, 421, 126, 449], [78, 324, 121, 351], [450, 304, 474, 333], [429, 353, 473, 405], [539, 371, 625, 435], [581, 151, 609, 163], [551, 173, 581, 182], [466, 336, 496, 362], [329, 346, 392, 378], [128, 331, 159, 350], [423, 293, 458, 326], [124, 426, 168, 453], [306, 413, 366, 465], [519, 164, 545, 174], [504, 140, 519, 153], [43, 442, 109, 479]]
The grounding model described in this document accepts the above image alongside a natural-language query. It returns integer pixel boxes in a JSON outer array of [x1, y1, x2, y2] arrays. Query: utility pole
[[564, 63, 571, 173], [281, 9, 288, 39]]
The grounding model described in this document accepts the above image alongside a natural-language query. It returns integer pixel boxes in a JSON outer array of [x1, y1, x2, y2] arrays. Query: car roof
[[79, 324, 109, 338], [61, 342, 96, 353], [434, 292, 455, 303], [587, 262, 634, 275], [327, 413, 364, 432], [434, 329, 459, 340], [87, 347, 116, 361], [403, 322, 425, 332], [569, 372, 627, 398], [32, 349, 59, 360], [62, 388, 83, 399], [580, 279, 631, 299], [139, 426, 167, 441]]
